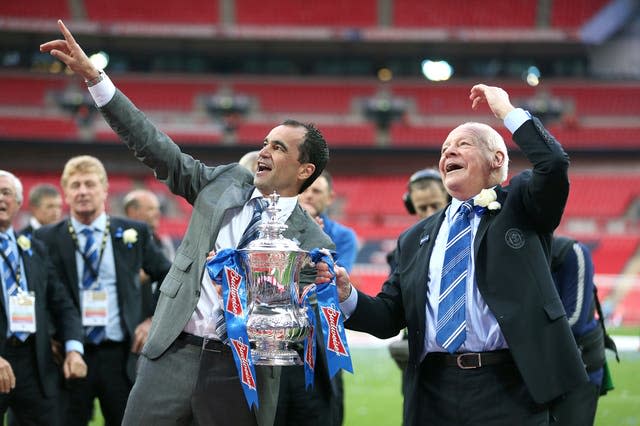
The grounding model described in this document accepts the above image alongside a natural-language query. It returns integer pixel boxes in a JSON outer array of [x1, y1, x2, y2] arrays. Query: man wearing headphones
[[402, 168, 450, 221]]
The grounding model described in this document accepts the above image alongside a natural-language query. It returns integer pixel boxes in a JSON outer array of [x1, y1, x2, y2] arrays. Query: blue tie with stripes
[[1, 233, 29, 341], [237, 198, 267, 250], [436, 201, 473, 353], [81, 228, 106, 344]]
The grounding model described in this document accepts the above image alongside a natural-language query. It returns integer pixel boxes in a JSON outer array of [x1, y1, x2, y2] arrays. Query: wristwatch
[[85, 70, 104, 87]]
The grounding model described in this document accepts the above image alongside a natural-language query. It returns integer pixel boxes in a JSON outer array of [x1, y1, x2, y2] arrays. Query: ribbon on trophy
[[206, 248, 259, 410], [309, 249, 353, 378], [299, 284, 317, 389]]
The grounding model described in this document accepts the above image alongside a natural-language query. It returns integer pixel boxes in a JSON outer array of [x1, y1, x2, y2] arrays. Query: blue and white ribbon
[[206, 249, 259, 410], [309, 249, 353, 379]]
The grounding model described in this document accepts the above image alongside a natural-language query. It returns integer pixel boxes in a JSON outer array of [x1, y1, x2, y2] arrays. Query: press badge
[[9, 291, 36, 333], [82, 289, 109, 326]]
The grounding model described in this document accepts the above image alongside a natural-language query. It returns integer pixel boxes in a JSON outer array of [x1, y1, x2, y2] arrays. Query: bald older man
[[317, 84, 588, 426]]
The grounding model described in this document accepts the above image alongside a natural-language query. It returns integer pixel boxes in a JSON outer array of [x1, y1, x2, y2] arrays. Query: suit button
[[195, 290, 201, 297]]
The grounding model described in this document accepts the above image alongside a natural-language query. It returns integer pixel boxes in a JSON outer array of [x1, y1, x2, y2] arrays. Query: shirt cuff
[[503, 108, 532, 134], [339, 285, 359, 320], [88, 72, 116, 108], [65, 340, 84, 355]]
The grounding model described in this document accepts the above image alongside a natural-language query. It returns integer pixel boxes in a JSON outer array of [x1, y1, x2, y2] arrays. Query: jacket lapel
[[208, 184, 255, 249], [60, 225, 81, 306], [474, 185, 506, 255], [413, 210, 446, 334]]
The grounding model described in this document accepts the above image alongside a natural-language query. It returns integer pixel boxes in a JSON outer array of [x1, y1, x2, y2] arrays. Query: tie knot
[[255, 198, 267, 213], [458, 201, 473, 216], [81, 228, 94, 237]]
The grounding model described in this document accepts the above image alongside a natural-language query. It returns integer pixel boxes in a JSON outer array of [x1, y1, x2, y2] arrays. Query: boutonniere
[[17, 235, 33, 256], [115, 227, 138, 248], [474, 188, 501, 211]]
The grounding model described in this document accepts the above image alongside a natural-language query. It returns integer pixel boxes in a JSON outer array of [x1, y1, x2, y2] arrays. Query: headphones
[[402, 168, 442, 215]]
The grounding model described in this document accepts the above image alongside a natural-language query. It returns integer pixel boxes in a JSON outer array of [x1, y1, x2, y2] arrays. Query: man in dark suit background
[[41, 20, 335, 426], [316, 84, 588, 425], [35, 156, 171, 426], [20, 183, 63, 238], [0, 170, 87, 426]]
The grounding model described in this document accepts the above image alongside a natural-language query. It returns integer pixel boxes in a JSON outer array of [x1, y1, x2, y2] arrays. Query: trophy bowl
[[238, 192, 311, 366]]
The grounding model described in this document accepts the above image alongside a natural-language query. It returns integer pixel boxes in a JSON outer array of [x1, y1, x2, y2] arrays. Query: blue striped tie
[[436, 201, 473, 353], [81, 228, 106, 344], [237, 198, 267, 250], [1, 233, 29, 341]]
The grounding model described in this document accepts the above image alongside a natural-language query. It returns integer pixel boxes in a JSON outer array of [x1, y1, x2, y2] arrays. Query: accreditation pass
[[82, 289, 109, 326]]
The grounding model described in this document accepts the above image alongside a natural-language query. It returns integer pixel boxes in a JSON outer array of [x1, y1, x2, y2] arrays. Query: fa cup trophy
[[238, 191, 311, 365]]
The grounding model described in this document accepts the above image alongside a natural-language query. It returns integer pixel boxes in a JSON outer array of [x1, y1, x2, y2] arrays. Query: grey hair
[[0, 170, 24, 204], [460, 122, 509, 184]]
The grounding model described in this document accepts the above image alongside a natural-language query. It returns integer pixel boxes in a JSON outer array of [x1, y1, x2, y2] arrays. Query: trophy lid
[[241, 191, 307, 253]]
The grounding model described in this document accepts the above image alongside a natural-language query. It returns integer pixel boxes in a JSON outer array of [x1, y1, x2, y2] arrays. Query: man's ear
[[299, 163, 315, 180], [491, 151, 505, 170]]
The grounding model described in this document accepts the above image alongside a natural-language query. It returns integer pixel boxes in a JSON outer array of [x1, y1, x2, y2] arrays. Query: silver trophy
[[239, 191, 311, 365]]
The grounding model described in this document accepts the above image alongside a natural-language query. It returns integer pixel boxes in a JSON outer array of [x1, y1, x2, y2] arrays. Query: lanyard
[[68, 217, 111, 280]]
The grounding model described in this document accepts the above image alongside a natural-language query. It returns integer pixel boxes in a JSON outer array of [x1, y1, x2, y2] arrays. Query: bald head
[[123, 189, 161, 231], [239, 151, 260, 174]]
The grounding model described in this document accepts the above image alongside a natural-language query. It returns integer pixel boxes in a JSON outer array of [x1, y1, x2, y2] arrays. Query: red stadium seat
[[550, 0, 610, 28], [393, 0, 535, 28], [232, 80, 376, 115], [0, 116, 78, 140], [235, 0, 377, 27], [85, 0, 218, 24], [0, 0, 70, 19]]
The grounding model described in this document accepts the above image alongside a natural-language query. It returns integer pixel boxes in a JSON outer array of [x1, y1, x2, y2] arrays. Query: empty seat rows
[[4, 73, 639, 116], [2, 0, 608, 29]]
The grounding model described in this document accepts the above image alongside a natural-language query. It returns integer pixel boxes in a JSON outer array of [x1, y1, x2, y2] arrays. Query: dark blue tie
[[1, 233, 29, 341], [237, 198, 267, 249], [81, 228, 105, 344], [436, 201, 473, 353]]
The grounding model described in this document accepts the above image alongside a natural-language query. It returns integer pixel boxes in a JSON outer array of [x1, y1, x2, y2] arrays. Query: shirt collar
[[251, 188, 297, 221], [70, 212, 107, 233]]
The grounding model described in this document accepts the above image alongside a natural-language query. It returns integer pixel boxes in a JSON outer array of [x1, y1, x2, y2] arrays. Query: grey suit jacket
[[99, 90, 335, 424]]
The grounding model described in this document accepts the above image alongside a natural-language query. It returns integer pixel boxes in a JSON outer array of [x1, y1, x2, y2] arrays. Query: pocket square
[[419, 235, 430, 246]]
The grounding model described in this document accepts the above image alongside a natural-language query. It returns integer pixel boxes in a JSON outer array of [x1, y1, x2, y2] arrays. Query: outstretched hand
[[39, 19, 99, 81], [469, 84, 515, 120]]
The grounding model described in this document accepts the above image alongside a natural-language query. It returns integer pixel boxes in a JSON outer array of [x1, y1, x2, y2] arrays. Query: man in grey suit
[[41, 20, 335, 426], [316, 84, 588, 425]]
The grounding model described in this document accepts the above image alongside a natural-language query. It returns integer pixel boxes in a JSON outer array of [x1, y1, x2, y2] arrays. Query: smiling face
[[0, 175, 21, 232], [63, 172, 108, 225], [254, 124, 315, 197], [439, 123, 506, 201]]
